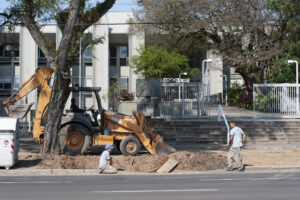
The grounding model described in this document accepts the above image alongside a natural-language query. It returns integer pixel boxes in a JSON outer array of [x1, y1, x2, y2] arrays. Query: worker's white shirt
[[230, 126, 244, 148], [99, 150, 110, 169]]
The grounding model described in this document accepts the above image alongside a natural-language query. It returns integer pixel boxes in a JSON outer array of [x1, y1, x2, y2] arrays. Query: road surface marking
[[0, 181, 63, 184], [91, 189, 218, 193], [199, 177, 299, 181]]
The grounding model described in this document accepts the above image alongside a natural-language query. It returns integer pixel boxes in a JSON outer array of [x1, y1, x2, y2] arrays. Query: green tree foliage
[[268, 0, 300, 58], [131, 45, 197, 79], [132, 0, 300, 85], [265, 0, 300, 83], [265, 57, 296, 83], [132, 0, 283, 85]]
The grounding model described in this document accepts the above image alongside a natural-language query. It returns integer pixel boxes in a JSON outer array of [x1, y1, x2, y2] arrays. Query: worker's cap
[[105, 144, 114, 150]]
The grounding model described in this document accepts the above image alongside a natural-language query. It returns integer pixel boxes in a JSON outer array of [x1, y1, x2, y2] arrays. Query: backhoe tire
[[120, 136, 141, 156], [59, 124, 91, 155]]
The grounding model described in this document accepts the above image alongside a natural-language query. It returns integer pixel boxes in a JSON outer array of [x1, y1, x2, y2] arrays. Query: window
[[0, 82, 11, 90], [84, 77, 92, 87], [13, 77, 20, 89], [109, 46, 117, 57], [1, 45, 20, 57], [120, 46, 128, 58], [3, 83, 11, 89], [110, 58, 117, 66], [120, 58, 127, 66], [109, 46, 117, 67], [120, 46, 128, 66], [120, 77, 128, 90], [109, 46, 129, 67], [110, 78, 117, 87], [0, 77, 12, 90], [84, 47, 92, 58], [0, 45, 4, 57], [39, 48, 45, 58], [14, 49, 19, 57]]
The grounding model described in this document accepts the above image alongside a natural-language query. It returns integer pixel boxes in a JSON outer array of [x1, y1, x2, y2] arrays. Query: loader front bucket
[[155, 141, 176, 155], [5, 103, 34, 118], [151, 135, 176, 155]]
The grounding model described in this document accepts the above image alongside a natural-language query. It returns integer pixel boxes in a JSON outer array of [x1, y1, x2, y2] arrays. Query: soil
[[16, 139, 300, 172], [16, 151, 227, 172]]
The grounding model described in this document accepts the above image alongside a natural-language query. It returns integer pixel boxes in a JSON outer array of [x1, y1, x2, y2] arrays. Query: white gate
[[253, 83, 300, 118], [160, 82, 210, 118]]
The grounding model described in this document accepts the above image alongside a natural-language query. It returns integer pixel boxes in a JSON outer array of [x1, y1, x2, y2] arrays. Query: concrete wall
[[118, 101, 137, 115], [206, 50, 223, 102]]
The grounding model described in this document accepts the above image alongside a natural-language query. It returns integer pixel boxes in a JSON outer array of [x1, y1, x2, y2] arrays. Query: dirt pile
[[17, 151, 227, 172], [113, 151, 227, 172]]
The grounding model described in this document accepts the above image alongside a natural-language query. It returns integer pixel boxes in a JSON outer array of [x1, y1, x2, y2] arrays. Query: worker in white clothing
[[226, 122, 246, 172]]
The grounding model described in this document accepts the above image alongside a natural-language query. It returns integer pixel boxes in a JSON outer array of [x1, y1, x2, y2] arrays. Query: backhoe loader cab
[[58, 87, 104, 155], [67, 87, 103, 125]]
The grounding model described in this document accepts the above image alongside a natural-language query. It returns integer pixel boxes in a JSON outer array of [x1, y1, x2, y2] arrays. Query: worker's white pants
[[99, 164, 117, 174], [228, 147, 243, 169]]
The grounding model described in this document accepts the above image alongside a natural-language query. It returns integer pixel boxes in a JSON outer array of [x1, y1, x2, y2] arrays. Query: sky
[[0, 0, 138, 13]]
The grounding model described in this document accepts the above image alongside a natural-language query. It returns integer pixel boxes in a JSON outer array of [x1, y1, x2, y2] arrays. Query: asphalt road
[[0, 172, 299, 200]]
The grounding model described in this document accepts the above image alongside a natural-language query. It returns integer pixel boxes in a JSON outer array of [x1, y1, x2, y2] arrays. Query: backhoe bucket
[[155, 141, 176, 155], [152, 135, 176, 155], [6, 103, 34, 118]]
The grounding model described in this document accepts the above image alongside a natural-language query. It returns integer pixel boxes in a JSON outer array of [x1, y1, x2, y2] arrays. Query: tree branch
[[22, 0, 56, 66], [57, 0, 82, 69], [78, 0, 116, 32]]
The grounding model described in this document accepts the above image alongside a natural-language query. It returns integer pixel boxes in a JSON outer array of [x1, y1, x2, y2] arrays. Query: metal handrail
[[218, 104, 230, 143]]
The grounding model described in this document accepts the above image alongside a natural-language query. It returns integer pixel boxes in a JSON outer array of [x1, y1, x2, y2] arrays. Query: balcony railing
[[0, 57, 20, 63], [0, 76, 20, 90]]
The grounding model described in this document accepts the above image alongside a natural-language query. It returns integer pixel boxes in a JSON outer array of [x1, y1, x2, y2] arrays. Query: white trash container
[[0, 117, 19, 170]]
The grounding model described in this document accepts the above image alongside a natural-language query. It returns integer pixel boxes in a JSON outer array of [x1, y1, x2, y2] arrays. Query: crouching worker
[[99, 144, 117, 174]]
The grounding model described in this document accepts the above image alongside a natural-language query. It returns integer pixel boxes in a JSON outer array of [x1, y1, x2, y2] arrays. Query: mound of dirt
[[18, 151, 227, 172]]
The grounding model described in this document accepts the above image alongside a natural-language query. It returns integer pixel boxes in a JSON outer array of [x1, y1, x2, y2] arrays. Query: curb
[[1, 166, 300, 176], [245, 166, 300, 170]]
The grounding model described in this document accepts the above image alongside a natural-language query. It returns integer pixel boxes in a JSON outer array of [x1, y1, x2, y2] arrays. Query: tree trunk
[[42, 64, 71, 154]]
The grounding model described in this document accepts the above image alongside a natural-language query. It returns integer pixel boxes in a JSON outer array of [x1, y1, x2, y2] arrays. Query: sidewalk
[[2, 166, 300, 176]]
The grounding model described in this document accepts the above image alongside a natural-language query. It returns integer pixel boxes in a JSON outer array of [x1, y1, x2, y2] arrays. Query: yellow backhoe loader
[[2, 66, 175, 155]]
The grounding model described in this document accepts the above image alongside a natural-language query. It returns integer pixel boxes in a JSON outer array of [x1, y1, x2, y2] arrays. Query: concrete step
[[150, 119, 300, 144]]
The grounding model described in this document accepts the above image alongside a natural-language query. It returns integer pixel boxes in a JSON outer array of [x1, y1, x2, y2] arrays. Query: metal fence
[[160, 82, 211, 118], [253, 83, 300, 118]]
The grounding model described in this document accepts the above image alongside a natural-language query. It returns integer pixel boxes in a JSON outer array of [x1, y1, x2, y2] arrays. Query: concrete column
[[92, 15, 109, 109], [55, 26, 62, 49], [20, 26, 37, 105], [128, 33, 145, 96], [207, 50, 223, 101]]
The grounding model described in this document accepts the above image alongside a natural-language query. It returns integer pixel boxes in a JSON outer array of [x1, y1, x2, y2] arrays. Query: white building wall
[[106, 12, 132, 34], [19, 26, 37, 105], [93, 15, 109, 109], [128, 33, 145, 94]]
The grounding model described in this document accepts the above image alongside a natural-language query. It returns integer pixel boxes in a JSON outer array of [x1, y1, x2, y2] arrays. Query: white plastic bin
[[0, 117, 19, 170]]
